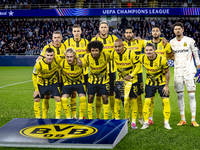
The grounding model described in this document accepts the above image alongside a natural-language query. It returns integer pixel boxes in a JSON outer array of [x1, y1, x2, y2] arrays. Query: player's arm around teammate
[[32, 48, 62, 119], [81, 41, 111, 120], [59, 48, 87, 119], [36, 31, 66, 119], [112, 39, 141, 129]]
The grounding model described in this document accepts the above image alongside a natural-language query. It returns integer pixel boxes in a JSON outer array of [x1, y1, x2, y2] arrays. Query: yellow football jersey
[[83, 51, 111, 84], [33, 58, 60, 86], [139, 54, 169, 86], [123, 39, 145, 73], [144, 39, 172, 57], [64, 38, 89, 75], [40, 43, 66, 61], [91, 34, 118, 73], [59, 59, 84, 86], [110, 48, 139, 84]]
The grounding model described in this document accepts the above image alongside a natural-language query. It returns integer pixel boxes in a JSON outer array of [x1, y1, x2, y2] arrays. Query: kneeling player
[[59, 48, 87, 119], [32, 48, 62, 119], [139, 43, 171, 129]]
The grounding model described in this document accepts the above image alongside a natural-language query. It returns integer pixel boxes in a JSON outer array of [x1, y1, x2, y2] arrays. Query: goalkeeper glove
[[195, 68, 200, 77]]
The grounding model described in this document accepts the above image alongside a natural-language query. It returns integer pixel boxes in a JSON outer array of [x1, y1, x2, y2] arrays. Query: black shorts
[[109, 72, 116, 93], [137, 73, 144, 95], [145, 84, 169, 98], [84, 74, 88, 88], [37, 83, 60, 99], [88, 83, 110, 95], [115, 82, 138, 99], [62, 83, 86, 95]]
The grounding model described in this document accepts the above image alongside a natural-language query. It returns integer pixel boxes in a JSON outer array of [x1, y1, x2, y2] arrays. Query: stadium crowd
[[0, 0, 198, 9], [0, 17, 199, 55]]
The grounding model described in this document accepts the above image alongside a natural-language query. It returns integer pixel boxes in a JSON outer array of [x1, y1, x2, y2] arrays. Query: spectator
[[127, 0, 132, 8]]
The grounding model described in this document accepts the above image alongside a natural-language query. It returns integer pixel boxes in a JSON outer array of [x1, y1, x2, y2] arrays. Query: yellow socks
[[103, 103, 109, 119], [61, 97, 71, 119], [137, 95, 143, 119], [88, 103, 93, 119], [143, 98, 151, 123], [70, 98, 76, 119], [163, 98, 171, 123], [114, 99, 121, 119], [55, 101, 62, 119], [124, 98, 130, 119], [42, 98, 49, 119], [130, 99, 138, 122], [95, 96, 102, 119], [149, 97, 155, 119], [79, 97, 86, 119], [109, 96, 115, 119], [34, 101, 40, 119]]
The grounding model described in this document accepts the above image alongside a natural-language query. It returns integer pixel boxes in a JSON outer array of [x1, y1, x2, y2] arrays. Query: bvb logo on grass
[[20, 124, 98, 139]]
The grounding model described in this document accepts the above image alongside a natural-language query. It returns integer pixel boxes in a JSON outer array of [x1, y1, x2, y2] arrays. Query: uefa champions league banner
[[0, 8, 199, 17]]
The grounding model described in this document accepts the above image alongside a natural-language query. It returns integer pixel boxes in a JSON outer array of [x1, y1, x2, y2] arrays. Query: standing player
[[32, 48, 62, 119], [170, 22, 200, 127], [36, 31, 66, 119], [139, 43, 171, 129], [123, 27, 145, 124], [111, 39, 141, 129], [145, 26, 173, 125], [82, 41, 111, 119], [64, 24, 89, 119], [59, 48, 87, 119], [91, 21, 118, 119]]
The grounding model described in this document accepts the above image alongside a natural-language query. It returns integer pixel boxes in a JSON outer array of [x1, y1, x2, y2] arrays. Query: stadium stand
[[0, 17, 199, 55]]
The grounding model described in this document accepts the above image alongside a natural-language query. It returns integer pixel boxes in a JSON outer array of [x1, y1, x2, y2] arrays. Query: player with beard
[[91, 21, 118, 119], [144, 26, 172, 125], [82, 41, 111, 119], [170, 22, 200, 127], [123, 27, 145, 124]]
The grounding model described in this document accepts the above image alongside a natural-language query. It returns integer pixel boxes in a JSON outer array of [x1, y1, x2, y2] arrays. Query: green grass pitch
[[0, 66, 200, 150]]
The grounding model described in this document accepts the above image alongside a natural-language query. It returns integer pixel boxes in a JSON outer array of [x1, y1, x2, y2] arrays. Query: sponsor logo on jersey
[[174, 49, 189, 53], [20, 124, 98, 139]]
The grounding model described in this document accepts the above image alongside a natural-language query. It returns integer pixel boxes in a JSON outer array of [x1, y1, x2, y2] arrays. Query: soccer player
[[64, 24, 89, 119], [32, 48, 62, 119], [91, 21, 118, 119], [59, 48, 87, 119], [36, 31, 66, 119], [140, 43, 171, 130], [82, 41, 111, 119], [170, 22, 200, 127], [111, 39, 141, 129], [145, 26, 173, 125], [123, 27, 145, 124]]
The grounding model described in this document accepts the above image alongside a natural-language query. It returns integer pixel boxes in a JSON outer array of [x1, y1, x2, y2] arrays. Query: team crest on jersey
[[154, 63, 158, 67], [159, 46, 162, 50], [183, 42, 187, 47], [81, 44, 84, 48], [108, 40, 111, 44], [124, 56, 127, 61]]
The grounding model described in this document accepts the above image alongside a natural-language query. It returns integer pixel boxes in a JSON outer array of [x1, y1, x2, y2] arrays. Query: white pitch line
[[0, 80, 32, 89]]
